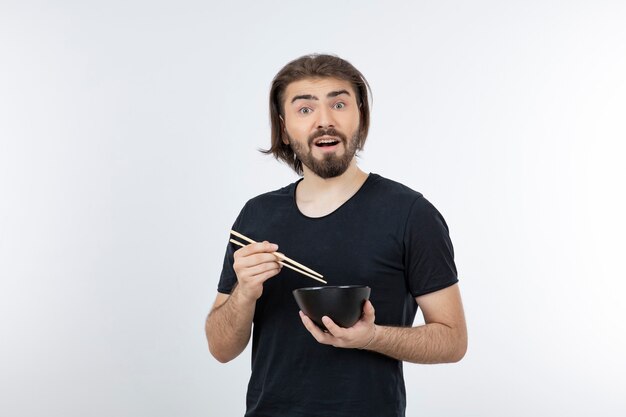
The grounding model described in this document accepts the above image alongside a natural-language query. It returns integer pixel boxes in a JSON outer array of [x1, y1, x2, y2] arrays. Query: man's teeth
[[316, 139, 339, 146]]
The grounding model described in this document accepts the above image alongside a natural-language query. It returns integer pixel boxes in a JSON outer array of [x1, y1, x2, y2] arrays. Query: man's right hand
[[232, 241, 282, 303]]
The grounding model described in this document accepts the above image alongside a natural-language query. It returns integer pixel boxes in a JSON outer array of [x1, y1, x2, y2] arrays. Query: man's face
[[282, 77, 361, 179]]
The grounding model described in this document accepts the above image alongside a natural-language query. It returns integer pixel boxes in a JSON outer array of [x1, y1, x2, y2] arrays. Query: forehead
[[284, 77, 356, 102]]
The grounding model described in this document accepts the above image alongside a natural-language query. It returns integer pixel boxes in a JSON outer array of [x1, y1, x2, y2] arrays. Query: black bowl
[[293, 285, 371, 330]]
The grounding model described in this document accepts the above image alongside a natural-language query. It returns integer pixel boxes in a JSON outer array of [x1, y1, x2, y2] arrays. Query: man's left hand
[[299, 300, 377, 349]]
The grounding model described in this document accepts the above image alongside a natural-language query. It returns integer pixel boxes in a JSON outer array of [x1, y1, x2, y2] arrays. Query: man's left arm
[[299, 283, 467, 364]]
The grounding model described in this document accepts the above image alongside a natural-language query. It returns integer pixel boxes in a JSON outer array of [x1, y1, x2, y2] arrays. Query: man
[[205, 54, 467, 417]]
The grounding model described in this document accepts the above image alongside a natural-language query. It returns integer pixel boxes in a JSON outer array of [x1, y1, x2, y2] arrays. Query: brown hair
[[261, 54, 372, 175]]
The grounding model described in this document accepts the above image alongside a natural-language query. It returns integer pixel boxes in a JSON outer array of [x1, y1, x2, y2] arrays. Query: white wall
[[1, 1, 625, 416]]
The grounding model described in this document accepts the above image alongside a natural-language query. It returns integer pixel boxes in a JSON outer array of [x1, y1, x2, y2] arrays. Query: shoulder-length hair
[[261, 54, 372, 175]]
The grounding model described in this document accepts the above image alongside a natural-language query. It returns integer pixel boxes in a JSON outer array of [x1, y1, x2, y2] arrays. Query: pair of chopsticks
[[229, 230, 327, 284]]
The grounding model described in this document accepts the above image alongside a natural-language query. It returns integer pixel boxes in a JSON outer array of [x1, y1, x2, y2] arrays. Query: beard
[[288, 128, 361, 179]]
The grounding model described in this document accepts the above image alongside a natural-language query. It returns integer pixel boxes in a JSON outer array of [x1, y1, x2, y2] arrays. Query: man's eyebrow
[[290, 90, 351, 104], [327, 89, 351, 98], [291, 94, 318, 103]]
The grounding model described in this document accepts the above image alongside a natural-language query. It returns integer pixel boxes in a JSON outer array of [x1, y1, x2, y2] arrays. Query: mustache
[[307, 128, 347, 146]]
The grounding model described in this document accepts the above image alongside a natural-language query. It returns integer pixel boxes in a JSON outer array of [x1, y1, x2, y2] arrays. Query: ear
[[279, 116, 289, 145]]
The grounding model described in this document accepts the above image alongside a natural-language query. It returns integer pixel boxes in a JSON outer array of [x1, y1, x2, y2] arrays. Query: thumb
[[363, 300, 375, 322]]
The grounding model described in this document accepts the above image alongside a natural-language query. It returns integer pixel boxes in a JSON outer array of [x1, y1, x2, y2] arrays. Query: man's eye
[[334, 102, 345, 109], [299, 107, 312, 114]]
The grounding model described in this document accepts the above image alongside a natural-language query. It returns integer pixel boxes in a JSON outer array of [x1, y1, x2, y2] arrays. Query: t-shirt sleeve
[[404, 196, 458, 297], [217, 203, 249, 294]]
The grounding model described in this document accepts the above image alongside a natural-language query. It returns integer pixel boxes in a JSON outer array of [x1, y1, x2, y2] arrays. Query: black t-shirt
[[218, 173, 458, 417]]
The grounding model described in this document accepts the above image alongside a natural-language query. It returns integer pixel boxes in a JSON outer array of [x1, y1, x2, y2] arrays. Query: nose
[[316, 106, 335, 129]]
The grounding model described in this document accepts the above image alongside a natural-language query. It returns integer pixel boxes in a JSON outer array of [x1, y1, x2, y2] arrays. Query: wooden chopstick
[[229, 239, 327, 284], [230, 230, 325, 279], [229, 232, 327, 285]]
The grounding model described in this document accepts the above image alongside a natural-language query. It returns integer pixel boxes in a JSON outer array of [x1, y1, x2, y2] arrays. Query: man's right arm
[[205, 289, 256, 363], [205, 241, 282, 363]]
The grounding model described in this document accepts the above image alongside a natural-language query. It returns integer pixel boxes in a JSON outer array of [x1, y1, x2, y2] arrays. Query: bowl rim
[[293, 285, 370, 292]]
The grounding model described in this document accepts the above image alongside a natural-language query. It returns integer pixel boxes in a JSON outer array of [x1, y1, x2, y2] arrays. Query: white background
[[1, 1, 625, 416]]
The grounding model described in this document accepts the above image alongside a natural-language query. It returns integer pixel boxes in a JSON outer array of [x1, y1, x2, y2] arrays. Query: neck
[[295, 161, 369, 217], [301, 160, 366, 194]]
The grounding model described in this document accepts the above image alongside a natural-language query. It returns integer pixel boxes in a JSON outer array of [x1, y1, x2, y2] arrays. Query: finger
[[362, 300, 376, 323], [321, 316, 343, 337], [234, 241, 278, 258], [243, 261, 282, 278], [254, 267, 282, 284], [234, 254, 282, 275], [235, 252, 282, 270], [299, 311, 330, 343]]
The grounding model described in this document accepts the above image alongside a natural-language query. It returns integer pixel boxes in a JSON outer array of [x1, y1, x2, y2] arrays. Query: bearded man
[[206, 54, 467, 417]]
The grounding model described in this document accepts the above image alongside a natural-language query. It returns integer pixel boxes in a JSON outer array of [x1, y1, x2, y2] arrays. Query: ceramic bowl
[[293, 285, 371, 330]]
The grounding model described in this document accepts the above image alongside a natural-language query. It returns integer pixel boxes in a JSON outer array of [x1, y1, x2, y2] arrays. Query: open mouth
[[314, 137, 341, 147]]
